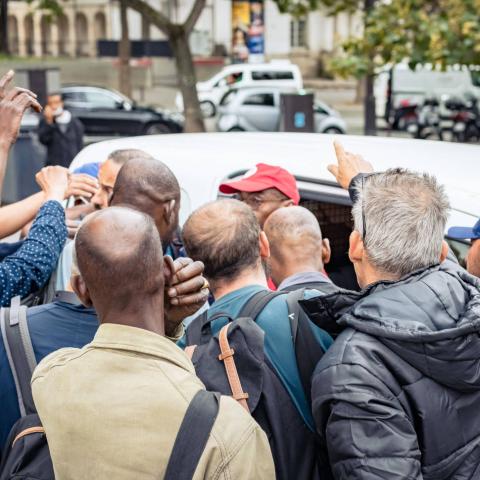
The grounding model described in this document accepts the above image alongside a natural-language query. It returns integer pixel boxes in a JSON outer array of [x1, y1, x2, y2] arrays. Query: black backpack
[[184, 289, 329, 480], [0, 301, 222, 480]]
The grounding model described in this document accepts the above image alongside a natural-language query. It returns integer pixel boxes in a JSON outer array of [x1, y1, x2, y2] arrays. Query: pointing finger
[[333, 141, 345, 163]]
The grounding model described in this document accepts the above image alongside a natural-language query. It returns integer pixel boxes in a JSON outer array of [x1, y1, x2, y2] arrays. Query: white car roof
[[71, 133, 480, 226]]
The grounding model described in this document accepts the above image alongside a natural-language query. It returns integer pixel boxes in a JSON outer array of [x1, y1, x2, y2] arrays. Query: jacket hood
[[303, 263, 480, 392]]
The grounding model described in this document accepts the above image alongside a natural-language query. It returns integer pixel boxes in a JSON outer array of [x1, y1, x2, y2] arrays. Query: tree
[[118, 0, 132, 97], [0, 0, 9, 55], [125, 0, 206, 133], [330, 0, 480, 132]]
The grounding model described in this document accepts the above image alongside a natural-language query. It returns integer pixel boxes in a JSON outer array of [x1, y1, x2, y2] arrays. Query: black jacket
[[306, 263, 480, 480], [38, 114, 84, 168]]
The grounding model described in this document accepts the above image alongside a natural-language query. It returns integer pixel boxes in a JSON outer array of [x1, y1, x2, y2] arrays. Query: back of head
[[108, 149, 153, 166], [264, 206, 323, 264], [74, 206, 164, 317], [111, 157, 180, 208], [183, 199, 261, 284], [352, 169, 449, 278]]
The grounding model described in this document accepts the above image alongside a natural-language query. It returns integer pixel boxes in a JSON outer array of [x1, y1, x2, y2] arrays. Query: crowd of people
[[0, 70, 480, 480]]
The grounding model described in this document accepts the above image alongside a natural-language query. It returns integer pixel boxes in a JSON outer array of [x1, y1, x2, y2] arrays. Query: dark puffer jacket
[[305, 263, 480, 480]]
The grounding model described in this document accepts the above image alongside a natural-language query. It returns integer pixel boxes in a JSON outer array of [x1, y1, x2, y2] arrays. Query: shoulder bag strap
[[286, 289, 326, 406], [164, 390, 220, 480], [217, 323, 250, 412], [0, 300, 37, 416], [238, 290, 284, 321]]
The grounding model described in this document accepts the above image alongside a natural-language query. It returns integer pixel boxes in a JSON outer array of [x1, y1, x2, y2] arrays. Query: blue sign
[[294, 112, 306, 129]]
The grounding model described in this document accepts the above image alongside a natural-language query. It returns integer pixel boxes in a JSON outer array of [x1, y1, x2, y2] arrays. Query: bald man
[[110, 157, 181, 252], [264, 206, 334, 291], [32, 207, 274, 480]]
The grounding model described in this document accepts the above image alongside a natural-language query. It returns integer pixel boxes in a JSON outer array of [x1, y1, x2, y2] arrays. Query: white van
[[71, 132, 480, 289], [176, 61, 303, 118], [375, 64, 480, 124]]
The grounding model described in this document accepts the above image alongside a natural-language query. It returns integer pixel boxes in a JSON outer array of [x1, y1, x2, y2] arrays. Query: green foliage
[[25, 0, 63, 17], [332, 0, 480, 78]]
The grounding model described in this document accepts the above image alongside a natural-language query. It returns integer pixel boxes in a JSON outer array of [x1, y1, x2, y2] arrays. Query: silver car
[[216, 87, 347, 134]]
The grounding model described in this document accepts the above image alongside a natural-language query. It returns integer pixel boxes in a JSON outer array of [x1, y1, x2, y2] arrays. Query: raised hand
[[0, 70, 42, 148], [328, 141, 374, 190], [164, 257, 209, 335], [36, 166, 69, 203]]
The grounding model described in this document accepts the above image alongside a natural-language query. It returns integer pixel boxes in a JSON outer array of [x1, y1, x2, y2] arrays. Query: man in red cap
[[219, 163, 300, 228]]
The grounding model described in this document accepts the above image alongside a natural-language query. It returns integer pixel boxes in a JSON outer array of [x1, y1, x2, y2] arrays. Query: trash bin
[[280, 93, 314, 133], [1, 113, 46, 205]]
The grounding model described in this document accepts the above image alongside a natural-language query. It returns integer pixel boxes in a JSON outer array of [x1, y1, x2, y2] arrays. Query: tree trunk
[[364, 73, 376, 135], [170, 26, 205, 133], [0, 0, 9, 55], [363, 0, 377, 136], [119, 0, 132, 98]]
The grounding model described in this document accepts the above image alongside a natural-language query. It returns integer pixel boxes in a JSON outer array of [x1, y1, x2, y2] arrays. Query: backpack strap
[[238, 290, 284, 321], [218, 323, 250, 412], [286, 289, 326, 406], [164, 390, 220, 480], [0, 298, 37, 417], [185, 310, 209, 345]]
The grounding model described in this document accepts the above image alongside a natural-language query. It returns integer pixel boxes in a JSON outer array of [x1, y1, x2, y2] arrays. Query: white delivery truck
[[375, 64, 480, 126]]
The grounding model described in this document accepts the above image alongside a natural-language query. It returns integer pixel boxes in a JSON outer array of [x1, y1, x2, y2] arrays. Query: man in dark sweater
[[38, 92, 84, 168]]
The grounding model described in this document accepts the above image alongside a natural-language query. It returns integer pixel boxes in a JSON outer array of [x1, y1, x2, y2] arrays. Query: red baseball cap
[[219, 163, 300, 205]]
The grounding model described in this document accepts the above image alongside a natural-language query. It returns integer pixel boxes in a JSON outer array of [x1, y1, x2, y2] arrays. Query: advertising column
[[248, 0, 265, 63], [231, 0, 264, 63]]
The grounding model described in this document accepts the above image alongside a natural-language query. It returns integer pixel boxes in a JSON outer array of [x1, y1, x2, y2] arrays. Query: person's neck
[[212, 265, 268, 301], [357, 261, 400, 289], [279, 262, 324, 284], [98, 296, 165, 336]]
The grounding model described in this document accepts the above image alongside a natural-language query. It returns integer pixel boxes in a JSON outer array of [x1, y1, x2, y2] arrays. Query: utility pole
[[363, 0, 377, 136], [0, 0, 9, 55]]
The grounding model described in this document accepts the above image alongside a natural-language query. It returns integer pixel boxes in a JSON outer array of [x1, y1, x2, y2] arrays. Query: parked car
[[61, 86, 184, 137], [176, 61, 303, 118], [70, 132, 480, 287], [216, 87, 347, 134]]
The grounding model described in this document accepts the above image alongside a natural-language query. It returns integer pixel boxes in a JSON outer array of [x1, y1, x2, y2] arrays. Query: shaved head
[[264, 206, 330, 287], [110, 157, 181, 245], [74, 207, 165, 323], [264, 206, 323, 262], [183, 199, 261, 284]]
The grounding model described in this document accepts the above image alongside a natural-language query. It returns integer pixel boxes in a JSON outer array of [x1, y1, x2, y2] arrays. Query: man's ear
[[321, 238, 331, 265], [163, 199, 176, 226], [259, 231, 270, 259], [440, 240, 449, 263], [70, 275, 93, 308], [163, 255, 175, 286], [348, 230, 364, 264]]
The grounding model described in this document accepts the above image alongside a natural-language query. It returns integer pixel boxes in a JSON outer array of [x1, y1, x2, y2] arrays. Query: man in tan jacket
[[32, 207, 275, 480]]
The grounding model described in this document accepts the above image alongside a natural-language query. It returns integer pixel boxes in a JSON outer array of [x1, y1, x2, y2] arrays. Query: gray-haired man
[[306, 142, 480, 479]]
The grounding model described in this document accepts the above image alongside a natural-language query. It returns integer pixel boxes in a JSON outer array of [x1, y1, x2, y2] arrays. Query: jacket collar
[[90, 323, 194, 373]]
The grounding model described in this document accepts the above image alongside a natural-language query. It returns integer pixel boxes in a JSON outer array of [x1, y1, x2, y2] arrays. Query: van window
[[252, 71, 294, 81], [300, 196, 359, 290], [215, 72, 243, 87], [446, 237, 469, 268], [243, 93, 275, 107]]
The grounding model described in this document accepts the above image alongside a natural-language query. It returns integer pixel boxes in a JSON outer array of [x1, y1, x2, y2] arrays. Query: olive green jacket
[[32, 323, 275, 480]]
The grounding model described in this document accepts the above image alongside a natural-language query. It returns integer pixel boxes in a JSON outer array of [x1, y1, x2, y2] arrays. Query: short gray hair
[[352, 169, 450, 278]]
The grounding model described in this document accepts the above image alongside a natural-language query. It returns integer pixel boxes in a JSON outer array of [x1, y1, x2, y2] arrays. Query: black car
[[61, 86, 183, 136]]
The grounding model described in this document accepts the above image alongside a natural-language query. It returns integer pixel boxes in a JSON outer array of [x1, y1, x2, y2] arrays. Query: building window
[[290, 19, 307, 48]]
